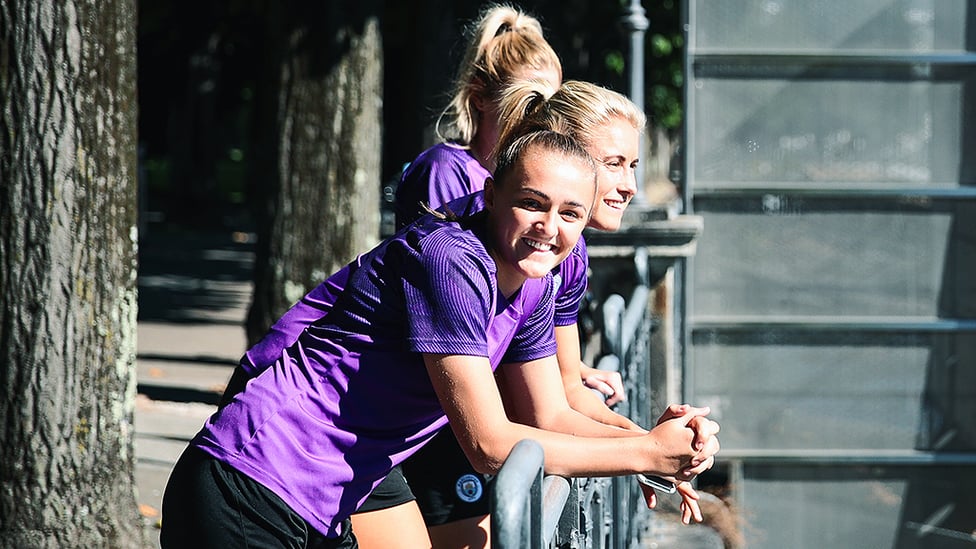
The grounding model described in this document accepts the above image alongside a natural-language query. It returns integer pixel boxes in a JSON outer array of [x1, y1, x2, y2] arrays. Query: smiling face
[[586, 116, 640, 232], [486, 144, 596, 296]]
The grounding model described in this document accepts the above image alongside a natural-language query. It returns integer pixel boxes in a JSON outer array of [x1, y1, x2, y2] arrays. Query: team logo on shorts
[[455, 474, 483, 503]]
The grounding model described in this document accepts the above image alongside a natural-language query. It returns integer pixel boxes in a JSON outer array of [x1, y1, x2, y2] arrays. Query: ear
[[483, 177, 496, 210], [471, 89, 491, 114], [471, 79, 492, 112]]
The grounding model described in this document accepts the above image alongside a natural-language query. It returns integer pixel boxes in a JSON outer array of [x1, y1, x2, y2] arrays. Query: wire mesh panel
[[738, 464, 976, 549], [692, 197, 974, 317], [692, 329, 976, 452], [691, 70, 975, 187], [683, 1, 976, 547], [693, 0, 971, 53]]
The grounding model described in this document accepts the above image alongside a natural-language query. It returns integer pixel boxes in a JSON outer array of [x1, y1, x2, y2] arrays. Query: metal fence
[[492, 275, 655, 549]]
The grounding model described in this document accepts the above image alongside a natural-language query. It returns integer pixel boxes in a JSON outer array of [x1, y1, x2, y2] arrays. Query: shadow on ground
[[137, 385, 222, 406], [137, 226, 254, 323]]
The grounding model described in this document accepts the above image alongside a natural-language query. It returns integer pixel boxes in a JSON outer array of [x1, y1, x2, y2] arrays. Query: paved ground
[[134, 226, 254, 545]]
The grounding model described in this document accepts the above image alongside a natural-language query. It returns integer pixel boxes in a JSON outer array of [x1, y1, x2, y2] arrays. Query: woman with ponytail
[[394, 4, 562, 228], [212, 5, 720, 546], [394, 78, 716, 548]]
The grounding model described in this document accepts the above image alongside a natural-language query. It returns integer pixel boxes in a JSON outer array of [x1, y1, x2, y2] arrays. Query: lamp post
[[621, 0, 649, 205]]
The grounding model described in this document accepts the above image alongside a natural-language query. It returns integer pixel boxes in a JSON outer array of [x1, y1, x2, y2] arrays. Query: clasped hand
[[639, 404, 720, 524]]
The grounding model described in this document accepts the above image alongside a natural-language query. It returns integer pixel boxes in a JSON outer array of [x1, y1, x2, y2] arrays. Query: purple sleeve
[[401, 229, 495, 357], [552, 237, 589, 327], [241, 264, 352, 374], [440, 190, 485, 218], [503, 276, 558, 363], [394, 144, 488, 229]]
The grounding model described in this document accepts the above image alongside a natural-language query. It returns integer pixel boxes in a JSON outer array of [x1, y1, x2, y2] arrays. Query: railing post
[[554, 478, 583, 548], [492, 439, 575, 548], [492, 439, 543, 549], [541, 475, 571, 546], [621, 0, 649, 202]]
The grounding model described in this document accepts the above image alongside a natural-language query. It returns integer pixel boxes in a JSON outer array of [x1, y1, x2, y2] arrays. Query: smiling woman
[[484, 134, 596, 292], [159, 128, 718, 549], [196, 77, 720, 549]]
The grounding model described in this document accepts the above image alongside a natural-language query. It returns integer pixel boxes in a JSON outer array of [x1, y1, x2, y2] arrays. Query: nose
[[621, 167, 638, 198], [532, 209, 559, 236]]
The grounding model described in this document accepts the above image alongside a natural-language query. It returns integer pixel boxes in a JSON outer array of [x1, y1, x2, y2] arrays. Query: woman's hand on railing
[[655, 404, 720, 465], [580, 364, 626, 406], [644, 404, 721, 481], [657, 404, 720, 470]]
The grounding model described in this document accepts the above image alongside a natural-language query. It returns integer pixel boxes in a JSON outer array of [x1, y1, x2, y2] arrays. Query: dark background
[[136, 0, 683, 230]]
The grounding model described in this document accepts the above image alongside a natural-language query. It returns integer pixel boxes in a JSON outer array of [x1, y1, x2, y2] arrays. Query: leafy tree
[[0, 0, 146, 547]]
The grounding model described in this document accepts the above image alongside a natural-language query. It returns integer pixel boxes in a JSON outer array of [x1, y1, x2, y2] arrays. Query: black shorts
[[161, 446, 358, 548], [354, 465, 415, 513], [401, 428, 493, 525]]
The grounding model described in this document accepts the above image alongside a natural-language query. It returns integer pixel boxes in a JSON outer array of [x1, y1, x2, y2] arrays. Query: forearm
[[553, 324, 639, 429], [531, 402, 642, 438], [467, 418, 675, 479], [564, 382, 643, 431], [431, 353, 707, 482]]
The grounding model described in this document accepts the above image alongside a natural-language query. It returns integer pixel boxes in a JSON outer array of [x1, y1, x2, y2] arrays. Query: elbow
[[461, 437, 514, 475], [470, 456, 505, 475]]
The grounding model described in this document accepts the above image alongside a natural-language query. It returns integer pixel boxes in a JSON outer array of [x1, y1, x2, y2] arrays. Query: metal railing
[[493, 276, 655, 549], [491, 439, 572, 549]]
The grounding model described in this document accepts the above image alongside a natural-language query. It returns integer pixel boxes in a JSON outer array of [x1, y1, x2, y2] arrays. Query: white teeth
[[523, 238, 552, 252]]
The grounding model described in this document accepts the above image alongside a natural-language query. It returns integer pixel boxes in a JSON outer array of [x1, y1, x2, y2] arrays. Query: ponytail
[[436, 4, 562, 145]]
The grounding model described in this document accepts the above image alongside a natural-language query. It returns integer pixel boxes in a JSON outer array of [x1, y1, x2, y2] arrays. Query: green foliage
[[650, 33, 673, 57], [594, 0, 686, 132], [643, 4, 684, 132], [650, 84, 682, 129], [605, 51, 625, 76]]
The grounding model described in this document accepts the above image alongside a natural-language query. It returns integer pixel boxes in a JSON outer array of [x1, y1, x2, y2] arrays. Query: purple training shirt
[[394, 142, 491, 230], [193, 215, 556, 538], [396, 143, 589, 327]]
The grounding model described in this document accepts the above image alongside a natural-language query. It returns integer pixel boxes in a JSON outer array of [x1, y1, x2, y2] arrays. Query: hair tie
[[494, 23, 514, 37]]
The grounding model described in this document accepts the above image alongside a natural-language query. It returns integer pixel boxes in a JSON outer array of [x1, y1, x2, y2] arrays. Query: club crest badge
[[455, 473, 483, 503]]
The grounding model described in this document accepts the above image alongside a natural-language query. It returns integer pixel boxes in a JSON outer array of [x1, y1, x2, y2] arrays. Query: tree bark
[[0, 1, 145, 547], [246, 1, 383, 344]]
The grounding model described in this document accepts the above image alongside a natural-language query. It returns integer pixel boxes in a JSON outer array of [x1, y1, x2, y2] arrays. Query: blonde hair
[[436, 4, 563, 145], [430, 129, 597, 222], [497, 79, 647, 154]]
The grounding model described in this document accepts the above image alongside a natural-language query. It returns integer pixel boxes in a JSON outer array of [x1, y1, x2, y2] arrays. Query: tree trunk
[[0, 1, 145, 547], [246, 1, 383, 344]]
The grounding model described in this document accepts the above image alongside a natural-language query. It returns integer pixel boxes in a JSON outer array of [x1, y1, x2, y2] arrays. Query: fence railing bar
[[620, 286, 650, 353], [494, 275, 659, 547], [541, 475, 571, 546], [492, 439, 545, 549]]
